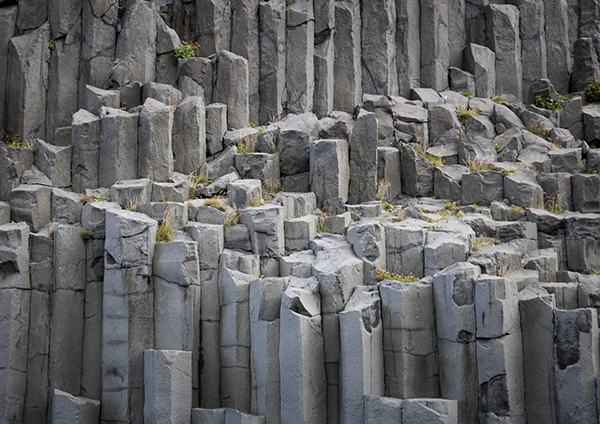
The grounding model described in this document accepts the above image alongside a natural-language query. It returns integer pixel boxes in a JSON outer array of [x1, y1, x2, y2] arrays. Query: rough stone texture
[[240, 205, 285, 258], [545, 0, 572, 94], [565, 214, 600, 273], [504, 169, 544, 208], [51, 389, 101, 424], [310, 139, 349, 207], [99, 107, 139, 188], [572, 174, 600, 213], [0, 6, 17, 133], [434, 165, 469, 202], [278, 113, 319, 180], [286, 0, 314, 115], [464, 43, 496, 98], [348, 110, 378, 204], [137, 98, 174, 182], [519, 0, 547, 102], [334, 0, 362, 112], [206, 103, 228, 157], [461, 171, 504, 206], [379, 278, 439, 399], [347, 222, 386, 284], [401, 144, 435, 198], [144, 350, 192, 424], [213, 51, 249, 130], [172, 96, 206, 176], [10, 185, 52, 232], [420, 0, 449, 91], [384, 224, 426, 278]]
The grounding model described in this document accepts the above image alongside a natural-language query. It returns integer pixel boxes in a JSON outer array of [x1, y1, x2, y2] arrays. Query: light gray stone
[[213, 51, 249, 130], [348, 110, 378, 204], [310, 139, 349, 207], [227, 179, 262, 210], [401, 143, 435, 197], [333, 0, 362, 112], [384, 224, 426, 278], [285, 215, 317, 252], [51, 389, 100, 424], [464, 43, 496, 98], [173, 96, 206, 176], [420, 0, 449, 91], [240, 205, 285, 258], [548, 148, 583, 174], [286, 0, 314, 114], [572, 174, 600, 213], [504, 169, 544, 208], [434, 165, 469, 202], [461, 171, 504, 206], [71, 109, 100, 192], [424, 231, 470, 276], [363, 395, 402, 423], [99, 107, 139, 188], [110, 178, 151, 210], [10, 185, 51, 232], [137, 98, 174, 182], [402, 399, 458, 423], [347, 222, 386, 284], [144, 350, 192, 424]]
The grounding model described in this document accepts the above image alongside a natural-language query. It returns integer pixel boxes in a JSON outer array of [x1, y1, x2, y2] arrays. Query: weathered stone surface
[[277, 113, 319, 177], [285, 215, 317, 252], [213, 51, 249, 130], [420, 0, 449, 91], [401, 144, 435, 197], [565, 214, 600, 273], [227, 179, 262, 210], [240, 205, 285, 258], [334, 0, 361, 112], [377, 147, 401, 202], [173, 96, 206, 176], [572, 174, 600, 213], [424, 231, 470, 276], [464, 43, 496, 98], [110, 178, 151, 210], [137, 98, 174, 182], [434, 165, 469, 202], [458, 135, 496, 165], [363, 395, 402, 423], [504, 169, 544, 208], [349, 110, 378, 204], [71, 109, 100, 192], [545, 0, 572, 94], [310, 139, 349, 207], [384, 224, 426, 278], [99, 107, 139, 188], [0, 6, 17, 133], [6, 23, 51, 140], [340, 287, 384, 424], [144, 350, 192, 424], [379, 278, 439, 399], [548, 148, 583, 174], [34, 139, 71, 188], [234, 153, 279, 188], [572, 38, 600, 92], [519, 0, 547, 101], [10, 185, 51, 232], [461, 171, 504, 206], [347, 222, 385, 284], [286, 0, 314, 114], [51, 389, 100, 424]]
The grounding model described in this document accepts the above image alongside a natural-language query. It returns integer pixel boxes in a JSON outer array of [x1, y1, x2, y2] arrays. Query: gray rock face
[[486, 5, 522, 101], [173, 96, 206, 176], [361, 0, 397, 96], [34, 139, 71, 188], [6, 22, 51, 140], [464, 43, 496, 98], [572, 38, 600, 92], [545, 0, 572, 94], [377, 147, 402, 202], [504, 169, 544, 208], [572, 174, 600, 213], [401, 144, 435, 197], [385, 224, 426, 278], [348, 110, 378, 204], [259, 0, 286, 124], [240, 205, 285, 258], [548, 148, 583, 174], [334, 0, 362, 112], [566, 213, 600, 274], [310, 139, 349, 207], [286, 0, 314, 114], [278, 113, 319, 178], [10, 185, 51, 232], [71, 109, 100, 192], [461, 171, 504, 205], [519, 0, 547, 102], [51, 389, 100, 424], [99, 107, 139, 188], [434, 165, 469, 202], [213, 50, 249, 130], [347, 222, 385, 284], [420, 0, 449, 91], [0, 6, 17, 133]]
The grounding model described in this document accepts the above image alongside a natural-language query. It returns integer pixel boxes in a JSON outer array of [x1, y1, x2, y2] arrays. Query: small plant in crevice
[[173, 40, 200, 64], [237, 139, 256, 154], [80, 230, 94, 242], [463, 157, 495, 172], [382, 201, 394, 213], [156, 208, 176, 243], [459, 91, 473, 99], [48, 220, 56, 238], [413, 144, 443, 167], [250, 197, 264, 207], [223, 211, 240, 227], [583, 168, 599, 174], [585, 78, 600, 103], [531, 94, 562, 111], [204, 196, 228, 212], [545, 193, 565, 216], [48, 39, 55, 51], [501, 168, 518, 177], [457, 107, 480, 124], [3, 133, 33, 149], [376, 180, 390, 202], [317, 214, 330, 233], [80, 193, 91, 204], [376, 268, 420, 283], [125, 196, 138, 212], [492, 95, 505, 104]]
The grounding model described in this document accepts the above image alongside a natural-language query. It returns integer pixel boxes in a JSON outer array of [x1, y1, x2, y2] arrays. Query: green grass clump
[[501, 168, 518, 177], [80, 230, 94, 241], [585, 78, 600, 103], [531, 94, 562, 111], [492, 95, 505, 103], [173, 41, 200, 63], [376, 268, 420, 283], [464, 158, 495, 172], [413, 145, 443, 167], [156, 209, 175, 243], [460, 91, 473, 98], [204, 196, 227, 212], [237, 139, 255, 154], [457, 107, 480, 123], [583, 168, 599, 174]]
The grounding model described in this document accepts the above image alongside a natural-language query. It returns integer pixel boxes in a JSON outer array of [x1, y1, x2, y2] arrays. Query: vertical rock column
[[420, 0, 449, 91], [137, 98, 174, 182], [259, 0, 286, 124], [313, 0, 335, 117], [24, 230, 53, 423], [485, 5, 523, 101], [475, 276, 525, 422], [433, 262, 481, 424], [311, 237, 364, 424], [379, 278, 439, 399], [0, 6, 17, 133], [6, 22, 51, 140], [519, 295, 558, 424], [102, 210, 157, 424], [286, 0, 314, 114], [395, 0, 420, 97], [230, 0, 259, 124], [361, 0, 397, 96], [518, 0, 547, 102], [554, 308, 600, 423], [213, 50, 249, 130], [99, 107, 139, 188], [348, 110, 377, 205], [249, 277, 289, 423], [71, 109, 101, 193], [339, 287, 384, 424], [195, 0, 231, 57], [172, 96, 206, 176], [279, 277, 327, 424], [152, 240, 201, 406], [0, 222, 30, 424], [545, 0, 572, 94], [49, 225, 87, 400], [310, 139, 350, 208], [219, 256, 261, 412], [449, 0, 466, 69], [333, 0, 361, 113], [184, 223, 224, 408], [81, 201, 121, 402]]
